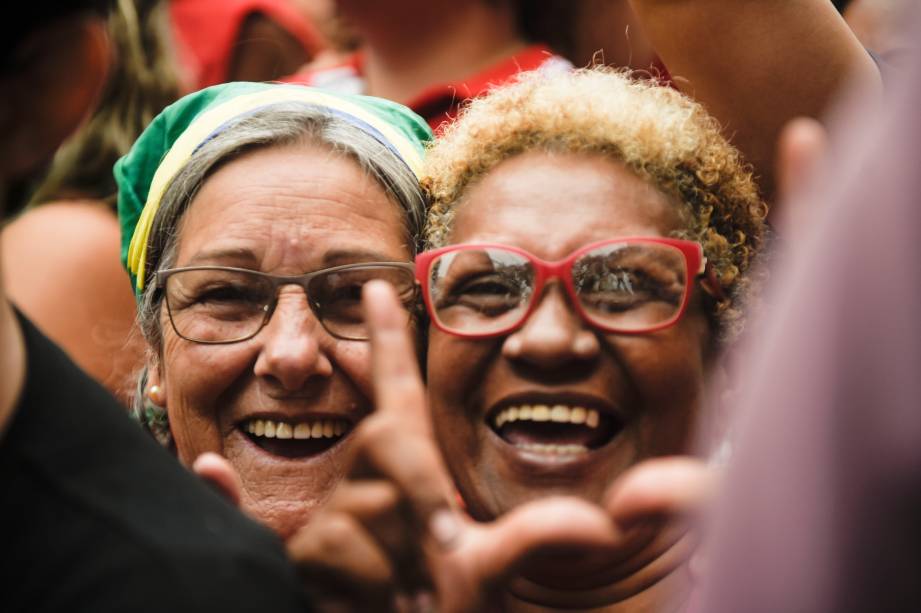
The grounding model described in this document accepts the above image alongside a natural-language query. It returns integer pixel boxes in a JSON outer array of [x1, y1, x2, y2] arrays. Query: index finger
[[358, 280, 459, 536], [363, 279, 428, 428]]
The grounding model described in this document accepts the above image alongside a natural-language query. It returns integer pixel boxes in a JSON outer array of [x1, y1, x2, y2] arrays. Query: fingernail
[[412, 591, 436, 613], [429, 508, 463, 550], [503, 335, 523, 356]]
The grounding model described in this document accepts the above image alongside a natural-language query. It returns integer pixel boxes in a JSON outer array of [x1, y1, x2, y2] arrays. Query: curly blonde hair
[[422, 66, 767, 342]]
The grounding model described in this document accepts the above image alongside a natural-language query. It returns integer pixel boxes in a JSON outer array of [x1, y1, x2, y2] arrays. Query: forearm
[[629, 0, 881, 197]]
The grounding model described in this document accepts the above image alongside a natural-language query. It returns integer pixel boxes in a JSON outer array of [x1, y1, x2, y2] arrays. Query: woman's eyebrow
[[321, 249, 399, 266], [184, 248, 258, 267]]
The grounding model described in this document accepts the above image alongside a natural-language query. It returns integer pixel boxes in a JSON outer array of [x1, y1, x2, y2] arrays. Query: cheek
[[159, 329, 257, 464], [426, 330, 495, 447], [327, 340, 373, 397], [427, 331, 478, 412], [613, 321, 710, 450]]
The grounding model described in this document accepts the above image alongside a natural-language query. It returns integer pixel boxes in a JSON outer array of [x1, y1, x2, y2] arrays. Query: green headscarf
[[116, 82, 432, 296]]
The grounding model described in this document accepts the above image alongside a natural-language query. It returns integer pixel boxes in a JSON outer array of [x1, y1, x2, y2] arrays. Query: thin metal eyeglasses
[[155, 262, 417, 344], [414, 237, 722, 339]]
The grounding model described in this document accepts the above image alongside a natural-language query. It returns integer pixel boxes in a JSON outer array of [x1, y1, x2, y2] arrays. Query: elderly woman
[[415, 66, 766, 610], [115, 82, 431, 537]]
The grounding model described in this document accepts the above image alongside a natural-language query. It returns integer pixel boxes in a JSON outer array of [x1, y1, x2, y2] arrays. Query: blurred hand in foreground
[[197, 281, 719, 611]]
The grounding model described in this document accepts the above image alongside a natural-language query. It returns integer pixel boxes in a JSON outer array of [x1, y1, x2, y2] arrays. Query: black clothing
[[0, 312, 310, 612]]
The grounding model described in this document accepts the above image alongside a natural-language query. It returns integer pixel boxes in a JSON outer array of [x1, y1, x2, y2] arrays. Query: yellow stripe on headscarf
[[126, 87, 426, 292]]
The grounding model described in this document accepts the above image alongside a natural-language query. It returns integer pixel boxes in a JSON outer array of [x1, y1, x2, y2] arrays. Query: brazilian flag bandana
[[116, 82, 432, 296]]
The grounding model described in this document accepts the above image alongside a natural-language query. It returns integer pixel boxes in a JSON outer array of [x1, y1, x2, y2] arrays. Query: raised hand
[[286, 281, 631, 611], [286, 280, 719, 611]]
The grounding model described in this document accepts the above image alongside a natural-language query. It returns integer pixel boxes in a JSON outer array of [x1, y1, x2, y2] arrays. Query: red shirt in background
[[171, 0, 324, 90], [282, 44, 572, 132]]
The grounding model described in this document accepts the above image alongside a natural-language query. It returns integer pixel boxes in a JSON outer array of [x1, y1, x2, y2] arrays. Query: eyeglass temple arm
[[698, 257, 727, 302]]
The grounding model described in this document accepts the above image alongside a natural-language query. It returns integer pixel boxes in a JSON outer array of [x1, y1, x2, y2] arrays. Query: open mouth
[[240, 417, 352, 459], [489, 404, 623, 456]]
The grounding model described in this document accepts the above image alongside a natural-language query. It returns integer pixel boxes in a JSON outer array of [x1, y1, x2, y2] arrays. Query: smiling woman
[[419, 66, 767, 610], [115, 82, 431, 537]]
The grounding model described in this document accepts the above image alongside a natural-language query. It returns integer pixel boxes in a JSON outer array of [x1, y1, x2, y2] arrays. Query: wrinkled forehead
[[172, 144, 412, 270], [447, 151, 685, 258]]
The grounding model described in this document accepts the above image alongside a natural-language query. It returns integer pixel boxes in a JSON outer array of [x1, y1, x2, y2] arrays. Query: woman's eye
[[458, 279, 515, 296], [445, 271, 525, 301], [195, 284, 261, 304], [582, 291, 650, 312], [433, 274, 523, 315], [318, 284, 366, 323], [578, 269, 679, 309], [329, 284, 364, 301]]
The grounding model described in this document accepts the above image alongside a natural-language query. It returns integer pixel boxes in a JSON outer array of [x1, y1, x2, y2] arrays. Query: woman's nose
[[501, 285, 600, 368], [254, 287, 334, 390]]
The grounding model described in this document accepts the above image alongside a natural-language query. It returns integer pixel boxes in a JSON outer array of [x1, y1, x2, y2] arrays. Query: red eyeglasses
[[415, 237, 718, 339]]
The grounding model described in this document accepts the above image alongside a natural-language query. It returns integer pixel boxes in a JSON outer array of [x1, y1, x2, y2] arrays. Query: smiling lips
[[241, 417, 352, 459], [245, 418, 349, 439], [490, 403, 622, 456], [240, 403, 622, 459]]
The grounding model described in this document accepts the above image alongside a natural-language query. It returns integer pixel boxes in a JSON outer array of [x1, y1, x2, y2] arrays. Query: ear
[[0, 16, 110, 180]]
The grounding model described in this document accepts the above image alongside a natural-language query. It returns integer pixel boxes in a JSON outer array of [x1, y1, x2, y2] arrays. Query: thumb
[[193, 452, 243, 507], [466, 497, 621, 584], [604, 456, 716, 529], [773, 116, 829, 230]]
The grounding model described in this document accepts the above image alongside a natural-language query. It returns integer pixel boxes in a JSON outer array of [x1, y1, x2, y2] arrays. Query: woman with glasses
[[115, 82, 431, 538], [417, 66, 766, 610]]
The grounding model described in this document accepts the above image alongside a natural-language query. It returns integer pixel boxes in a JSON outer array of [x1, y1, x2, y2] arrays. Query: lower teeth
[[516, 443, 588, 455]]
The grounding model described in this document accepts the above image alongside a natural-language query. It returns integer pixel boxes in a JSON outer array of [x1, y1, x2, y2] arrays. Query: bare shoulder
[[3, 200, 121, 260], [3, 200, 127, 295], [2, 200, 142, 404]]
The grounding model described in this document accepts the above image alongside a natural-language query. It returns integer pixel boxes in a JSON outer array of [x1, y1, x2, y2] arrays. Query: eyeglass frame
[[155, 261, 418, 344], [414, 237, 723, 339]]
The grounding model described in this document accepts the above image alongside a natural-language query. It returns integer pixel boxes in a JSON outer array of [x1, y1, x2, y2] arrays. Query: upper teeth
[[493, 405, 600, 429], [244, 418, 348, 440]]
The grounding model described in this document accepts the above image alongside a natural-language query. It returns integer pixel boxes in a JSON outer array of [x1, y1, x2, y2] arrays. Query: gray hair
[[131, 103, 426, 427]]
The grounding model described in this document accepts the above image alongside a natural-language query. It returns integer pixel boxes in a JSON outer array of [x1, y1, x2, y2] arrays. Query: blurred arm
[[629, 0, 881, 198]]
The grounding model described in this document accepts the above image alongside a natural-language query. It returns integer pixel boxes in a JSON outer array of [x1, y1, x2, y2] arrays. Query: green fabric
[[115, 81, 432, 295]]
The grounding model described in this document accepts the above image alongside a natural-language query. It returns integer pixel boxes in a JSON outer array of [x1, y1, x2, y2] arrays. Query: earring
[[142, 384, 172, 448], [147, 384, 165, 406]]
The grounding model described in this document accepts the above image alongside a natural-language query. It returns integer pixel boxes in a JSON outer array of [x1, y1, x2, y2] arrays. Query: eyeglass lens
[[307, 266, 417, 339], [164, 266, 416, 343], [426, 243, 688, 335]]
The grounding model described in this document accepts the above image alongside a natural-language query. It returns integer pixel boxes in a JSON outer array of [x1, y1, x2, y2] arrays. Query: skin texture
[[146, 142, 411, 538], [427, 151, 713, 523], [628, 0, 880, 199], [2, 201, 143, 406], [545, 0, 658, 71]]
